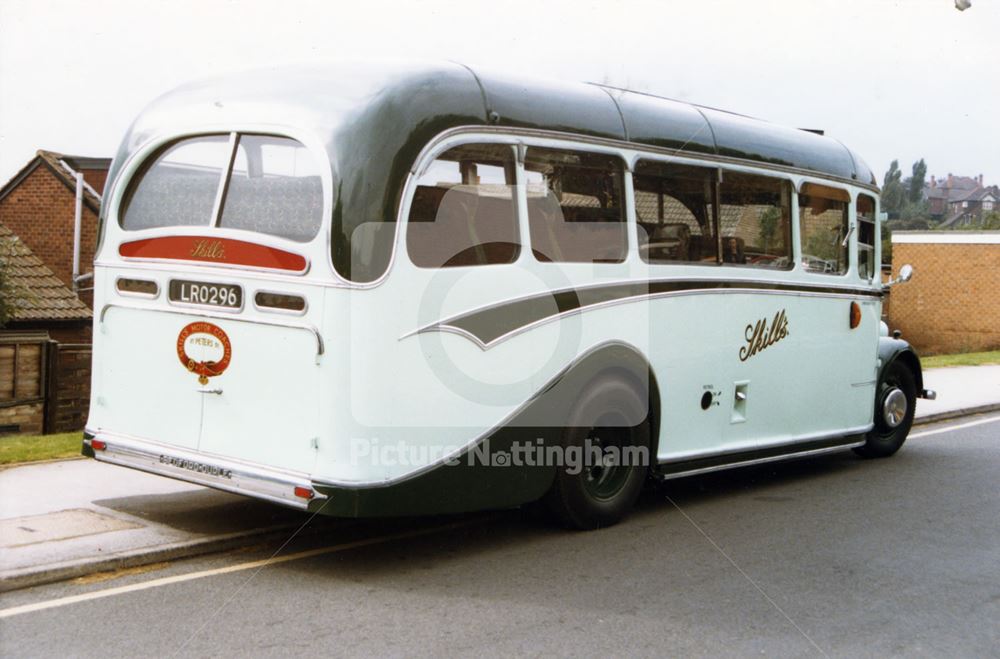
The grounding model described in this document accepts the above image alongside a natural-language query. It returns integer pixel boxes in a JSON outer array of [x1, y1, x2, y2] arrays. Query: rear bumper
[[83, 430, 326, 511]]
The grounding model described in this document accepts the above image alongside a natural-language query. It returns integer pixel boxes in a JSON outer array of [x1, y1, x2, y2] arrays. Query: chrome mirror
[[886, 264, 914, 288]]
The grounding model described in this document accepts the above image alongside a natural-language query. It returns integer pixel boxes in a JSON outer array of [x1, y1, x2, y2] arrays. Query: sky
[[1, 0, 997, 191]]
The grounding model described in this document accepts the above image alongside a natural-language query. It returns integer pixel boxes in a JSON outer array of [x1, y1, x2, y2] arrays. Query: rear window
[[120, 134, 323, 243]]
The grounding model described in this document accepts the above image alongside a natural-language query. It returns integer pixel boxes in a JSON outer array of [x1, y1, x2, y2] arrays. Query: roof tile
[[0, 223, 92, 322]]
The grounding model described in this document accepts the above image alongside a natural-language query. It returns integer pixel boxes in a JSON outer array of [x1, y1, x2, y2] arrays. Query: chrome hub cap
[[882, 388, 907, 428]]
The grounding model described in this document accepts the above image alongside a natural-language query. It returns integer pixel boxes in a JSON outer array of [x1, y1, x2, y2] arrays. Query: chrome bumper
[[920, 389, 937, 400], [83, 431, 327, 510]]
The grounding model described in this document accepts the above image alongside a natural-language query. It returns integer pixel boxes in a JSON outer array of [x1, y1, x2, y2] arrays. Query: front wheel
[[854, 361, 917, 458], [543, 375, 651, 529]]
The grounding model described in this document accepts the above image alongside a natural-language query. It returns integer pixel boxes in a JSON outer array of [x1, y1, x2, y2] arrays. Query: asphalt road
[[2, 415, 998, 658]]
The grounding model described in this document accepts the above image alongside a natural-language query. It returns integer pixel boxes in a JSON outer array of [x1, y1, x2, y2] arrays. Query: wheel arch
[[878, 337, 924, 392], [539, 341, 662, 458]]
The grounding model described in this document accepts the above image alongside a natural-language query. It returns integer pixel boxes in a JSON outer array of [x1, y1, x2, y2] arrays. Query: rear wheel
[[544, 375, 651, 529], [854, 360, 916, 458]]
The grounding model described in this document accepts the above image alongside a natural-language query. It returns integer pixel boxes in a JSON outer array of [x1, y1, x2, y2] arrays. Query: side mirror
[[886, 264, 914, 288], [899, 264, 913, 282]]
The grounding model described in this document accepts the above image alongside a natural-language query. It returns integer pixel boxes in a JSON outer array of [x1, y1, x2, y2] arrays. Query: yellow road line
[[0, 519, 475, 619]]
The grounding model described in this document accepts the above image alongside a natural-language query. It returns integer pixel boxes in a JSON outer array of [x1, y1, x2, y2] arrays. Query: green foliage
[[806, 229, 839, 261], [909, 158, 927, 204], [0, 432, 83, 465], [0, 236, 18, 328], [957, 211, 1000, 230], [881, 160, 904, 213], [881, 158, 935, 226], [921, 350, 1000, 368], [758, 206, 780, 253]]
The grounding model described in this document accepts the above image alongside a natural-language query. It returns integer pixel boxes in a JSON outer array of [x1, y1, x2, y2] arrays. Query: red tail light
[[91, 439, 107, 451], [294, 486, 314, 500]]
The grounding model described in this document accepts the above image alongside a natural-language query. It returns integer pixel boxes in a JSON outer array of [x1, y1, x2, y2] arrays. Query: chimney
[[979, 174, 984, 187], [931, 175, 937, 188], [947, 173, 953, 188]]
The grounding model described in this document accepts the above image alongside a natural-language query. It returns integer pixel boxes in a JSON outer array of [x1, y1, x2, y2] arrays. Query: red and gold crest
[[176, 322, 232, 385]]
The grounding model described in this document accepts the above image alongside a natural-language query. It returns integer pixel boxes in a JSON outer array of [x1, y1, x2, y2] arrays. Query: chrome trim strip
[[659, 423, 873, 463], [86, 432, 325, 510], [98, 302, 324, 356], [95, 259, 313, 286], [658, 440, 867, 481]]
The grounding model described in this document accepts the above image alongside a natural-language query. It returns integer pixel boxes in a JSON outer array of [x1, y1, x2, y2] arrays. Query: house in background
[[942, 186, 998, 228], [0, 150, 110, 308], [924, 173, 999, 226], [1, 224, 93, 435]]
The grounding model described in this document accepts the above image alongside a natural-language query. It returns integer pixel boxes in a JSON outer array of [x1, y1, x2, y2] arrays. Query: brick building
[[1, 224, 93, 435], [887, 231, 1000, 355], [0, 150, 110, 309]]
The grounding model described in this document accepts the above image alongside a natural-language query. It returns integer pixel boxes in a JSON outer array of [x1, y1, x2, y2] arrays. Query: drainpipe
[[72, 172, 83, 291]]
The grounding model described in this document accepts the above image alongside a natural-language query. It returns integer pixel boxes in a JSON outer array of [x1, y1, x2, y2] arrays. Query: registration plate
[[169, 279, 243, 309]]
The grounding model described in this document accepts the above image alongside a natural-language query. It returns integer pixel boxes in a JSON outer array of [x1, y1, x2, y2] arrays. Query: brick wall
[[0, 164, 99, 307], [887, 239, 1000, 355], [80, 168, 109, 196], [0, 403, 44, 435]]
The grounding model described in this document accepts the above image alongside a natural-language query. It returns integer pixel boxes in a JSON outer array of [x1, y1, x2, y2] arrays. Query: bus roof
[[107, 60, 877, 282]]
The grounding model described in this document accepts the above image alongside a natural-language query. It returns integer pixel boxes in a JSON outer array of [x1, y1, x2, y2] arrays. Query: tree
[[758, 206, 780, 254], [0, 236, 18, 327], [908, 158, 927, 204], [881, 160, 904, 214], [983, 211, 1000, 229]]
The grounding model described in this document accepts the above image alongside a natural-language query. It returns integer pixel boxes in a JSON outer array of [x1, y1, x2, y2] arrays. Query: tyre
[[854, 360, 916, 458], [544, 374, 651, 529]]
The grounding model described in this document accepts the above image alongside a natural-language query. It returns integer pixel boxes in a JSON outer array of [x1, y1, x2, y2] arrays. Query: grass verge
[[922, 350, 1000, 369], [0, 431, 82, 465]]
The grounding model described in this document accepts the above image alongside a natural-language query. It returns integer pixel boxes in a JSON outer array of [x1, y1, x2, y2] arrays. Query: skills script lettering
[[739, 309, 789, 362], [191, 240, 226, 259]]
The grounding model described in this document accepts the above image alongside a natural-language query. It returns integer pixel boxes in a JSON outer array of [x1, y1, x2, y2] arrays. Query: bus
[[83, 61, 934, 529]]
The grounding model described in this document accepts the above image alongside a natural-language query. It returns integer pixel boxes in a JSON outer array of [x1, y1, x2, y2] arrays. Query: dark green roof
[[108, 61, 878, 283]]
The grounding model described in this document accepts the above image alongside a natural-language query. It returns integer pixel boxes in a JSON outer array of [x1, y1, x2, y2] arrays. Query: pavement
[[1, 364, 998, 593]]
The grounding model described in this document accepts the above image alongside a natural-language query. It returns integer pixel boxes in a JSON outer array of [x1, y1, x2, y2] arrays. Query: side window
[[221, 135, 323, 242], [524, 148, 626, 263], [634, 160, 717, 263], [406, 144, 519, 268], [857, 194, 877, 281], [719, 172, 792, 268], [799, 183, 850, 275]]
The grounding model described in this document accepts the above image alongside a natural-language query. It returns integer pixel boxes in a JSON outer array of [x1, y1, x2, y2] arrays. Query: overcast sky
[[1, 0, 997, 191]]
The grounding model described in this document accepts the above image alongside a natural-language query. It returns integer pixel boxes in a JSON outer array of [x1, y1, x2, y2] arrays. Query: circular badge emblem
[[176, 322, 232, 385]]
